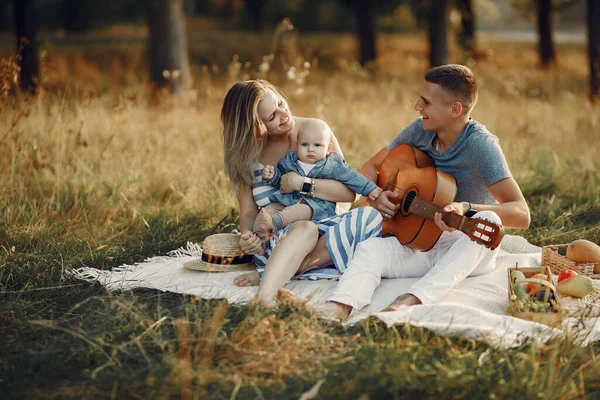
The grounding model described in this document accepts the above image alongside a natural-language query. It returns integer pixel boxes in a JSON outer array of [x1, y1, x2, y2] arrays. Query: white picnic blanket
[[72, 235, 600, 347]]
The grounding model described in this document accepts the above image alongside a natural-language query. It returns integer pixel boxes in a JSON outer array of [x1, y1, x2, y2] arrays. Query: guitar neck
[[409, 197, 466, 230]]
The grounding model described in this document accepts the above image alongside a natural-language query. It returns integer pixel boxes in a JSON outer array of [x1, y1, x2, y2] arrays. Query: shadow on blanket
[[72, 235, 600, 348]]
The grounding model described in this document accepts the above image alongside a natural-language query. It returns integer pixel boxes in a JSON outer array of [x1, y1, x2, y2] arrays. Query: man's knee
[[473, 210, 502, 225], [355, 237, 387, 257]]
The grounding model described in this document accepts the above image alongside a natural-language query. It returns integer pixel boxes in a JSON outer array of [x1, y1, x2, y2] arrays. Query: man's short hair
[[425, 64, 478, 113]]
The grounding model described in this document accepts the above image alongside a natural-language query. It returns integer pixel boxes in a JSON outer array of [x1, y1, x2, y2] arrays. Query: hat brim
[[183, 258, 256, 273]]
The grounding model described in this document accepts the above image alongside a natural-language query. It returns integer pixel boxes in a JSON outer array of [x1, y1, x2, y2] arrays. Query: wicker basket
[[507, 265, 562, 327], [541, 244, 599, 278]]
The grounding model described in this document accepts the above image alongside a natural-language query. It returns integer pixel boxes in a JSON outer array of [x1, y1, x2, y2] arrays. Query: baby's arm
[[368, 187, 383, 201], [328, 153, 380, 197], [262, 165, 275, 181], [262, 165, 283, 187]]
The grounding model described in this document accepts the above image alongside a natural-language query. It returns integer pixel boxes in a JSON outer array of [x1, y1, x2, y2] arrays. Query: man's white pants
[[328, 211, 502, 309]]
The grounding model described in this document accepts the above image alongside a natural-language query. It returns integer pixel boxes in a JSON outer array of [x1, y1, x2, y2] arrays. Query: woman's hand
[[367, 190, 401, 220], [280, 172, 303, 194], [239, 231, 264, 255]]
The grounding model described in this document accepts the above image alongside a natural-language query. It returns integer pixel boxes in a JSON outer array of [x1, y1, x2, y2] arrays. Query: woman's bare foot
[[276, 288, 353, 321], [382, 293, 422, 312], [253, 209, 275, 255], [233, 270, 260, 287]]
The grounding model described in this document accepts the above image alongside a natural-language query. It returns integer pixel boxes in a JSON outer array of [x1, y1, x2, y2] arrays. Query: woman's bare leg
[[296, 235, 334, 275], [236, 205, 314, 287], [256, 221, 319, 304]]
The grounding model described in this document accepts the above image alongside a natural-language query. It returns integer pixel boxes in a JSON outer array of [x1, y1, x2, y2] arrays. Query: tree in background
[[62, 0, 93, 32], [429, 0, 449, 67], [511, 0, 583, 68], [145, 0, 192, 96], [353, 0, 377, 66], [589, 0, 600, 100], [537, 0, 555, 67], [14, 0, 38, 92], [456, 0, 477, 61], [244, 0, 263, 32]]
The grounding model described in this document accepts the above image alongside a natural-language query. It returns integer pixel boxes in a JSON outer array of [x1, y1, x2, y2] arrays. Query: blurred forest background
[[1, 0, 599, 98], [2, 1, 600, 398]]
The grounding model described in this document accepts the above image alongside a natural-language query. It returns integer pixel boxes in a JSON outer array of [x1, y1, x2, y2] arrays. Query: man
[[279, 64, 531, 320]]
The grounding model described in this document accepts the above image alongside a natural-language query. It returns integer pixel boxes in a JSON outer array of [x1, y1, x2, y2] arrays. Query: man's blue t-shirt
[[385, 118, 512, 205]]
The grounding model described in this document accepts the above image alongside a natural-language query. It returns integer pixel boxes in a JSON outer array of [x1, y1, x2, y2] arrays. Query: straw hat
[[183, 233, 256, 272]]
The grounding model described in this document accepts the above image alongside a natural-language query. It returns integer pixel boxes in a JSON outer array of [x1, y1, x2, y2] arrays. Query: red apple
[[557, 269, 578, 283]]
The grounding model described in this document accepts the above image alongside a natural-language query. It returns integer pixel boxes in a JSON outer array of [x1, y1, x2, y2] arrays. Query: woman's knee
[[288, 220, 319, 240]]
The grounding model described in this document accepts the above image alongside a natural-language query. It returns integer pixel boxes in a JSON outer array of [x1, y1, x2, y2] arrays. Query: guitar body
[[377, 144, 457, 251]]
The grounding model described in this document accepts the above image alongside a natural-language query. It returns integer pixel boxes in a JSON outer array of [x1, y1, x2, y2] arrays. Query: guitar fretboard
[[409, 197, 464, 229]]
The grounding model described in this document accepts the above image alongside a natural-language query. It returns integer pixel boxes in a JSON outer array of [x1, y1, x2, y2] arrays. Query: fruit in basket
[[510, 269, 526, 283], [536, 289, 555, 302], [566, 239, 600, 263], [527, 273, 549, 295], [557, 269, 578, 283], [513, 284, 529, 300], [556, 275, 594, 297]]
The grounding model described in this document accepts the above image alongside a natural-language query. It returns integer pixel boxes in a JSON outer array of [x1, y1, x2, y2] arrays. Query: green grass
[[1, 30, 600, 398]]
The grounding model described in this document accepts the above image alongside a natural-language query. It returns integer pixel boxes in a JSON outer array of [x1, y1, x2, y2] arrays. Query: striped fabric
[[251, 162, 383, 277], [252, 162, 280, 208]]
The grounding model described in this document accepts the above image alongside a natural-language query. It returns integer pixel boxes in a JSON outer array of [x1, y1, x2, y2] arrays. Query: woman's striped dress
[[251, 162, 383, 276]]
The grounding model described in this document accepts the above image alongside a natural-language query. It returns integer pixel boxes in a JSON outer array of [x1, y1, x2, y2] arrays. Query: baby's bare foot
[[253, 209, 275, 254], [233, 271, 260, 287]]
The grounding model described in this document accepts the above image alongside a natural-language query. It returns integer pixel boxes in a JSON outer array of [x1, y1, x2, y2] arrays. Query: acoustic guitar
[[376, 144, 504, 251]]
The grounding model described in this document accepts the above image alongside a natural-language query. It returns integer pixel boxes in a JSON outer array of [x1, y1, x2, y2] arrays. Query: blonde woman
[[221, 79, 382, 304]]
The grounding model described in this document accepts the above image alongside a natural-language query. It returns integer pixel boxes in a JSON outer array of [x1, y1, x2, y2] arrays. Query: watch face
[[301, 182, 311, 193], [465, 209, 477, 218]]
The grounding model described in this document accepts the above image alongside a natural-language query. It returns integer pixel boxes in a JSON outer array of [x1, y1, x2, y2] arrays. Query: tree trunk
[[456, 0, 476, 60], [244, 0, 263, 32], [183, 0, 195, 16], [589, 0, 600, 100], [354, 0, 376, 66], [0, 2, 12, 31], [145, 0, 191, 95], [14, 0, 38, 92], [537, 0, 555, 67], [429, 0, 448, 68], [62, 0, 92, 32]]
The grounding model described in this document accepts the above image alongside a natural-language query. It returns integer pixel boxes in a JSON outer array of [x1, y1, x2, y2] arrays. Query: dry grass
[[1, 33, 598, 241], [1, 28, 600, 398]]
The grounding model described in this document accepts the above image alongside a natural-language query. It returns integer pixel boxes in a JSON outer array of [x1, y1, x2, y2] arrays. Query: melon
[[566, 239, 600, 267]]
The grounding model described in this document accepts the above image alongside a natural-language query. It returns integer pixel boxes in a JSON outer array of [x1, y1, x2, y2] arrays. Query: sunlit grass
[[1, 30, 599, 398]]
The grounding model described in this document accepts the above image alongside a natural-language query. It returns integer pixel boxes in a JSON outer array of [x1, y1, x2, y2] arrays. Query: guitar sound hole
[[403, 190, 416, 213]]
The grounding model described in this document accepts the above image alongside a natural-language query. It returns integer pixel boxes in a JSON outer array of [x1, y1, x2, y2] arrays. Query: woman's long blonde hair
[[221, 80, 285, 188]]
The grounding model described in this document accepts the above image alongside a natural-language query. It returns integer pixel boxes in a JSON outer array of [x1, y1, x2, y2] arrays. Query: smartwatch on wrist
[[464, 202, 477, 218], [300, 177, 312, 194]]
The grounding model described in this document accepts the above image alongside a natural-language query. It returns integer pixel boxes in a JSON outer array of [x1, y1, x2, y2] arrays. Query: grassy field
[[1, 29, 600, 398]]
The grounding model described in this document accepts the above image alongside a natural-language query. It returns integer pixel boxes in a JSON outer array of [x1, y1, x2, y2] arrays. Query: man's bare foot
[[233, 270, 260, 287], [276, 288, 353, 321], [382, 293, 422, 312], [252, 209, 276, 255]]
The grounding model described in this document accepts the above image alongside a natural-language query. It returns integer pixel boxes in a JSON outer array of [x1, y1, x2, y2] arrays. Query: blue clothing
[[250, 162, 382, 278], [264, 151, 378, 222], [386, 118, 512, 205]]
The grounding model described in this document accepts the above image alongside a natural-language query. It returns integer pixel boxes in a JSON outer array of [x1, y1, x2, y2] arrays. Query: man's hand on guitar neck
[[434, 201, 471, 232], [366, 190, 401, 220]]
